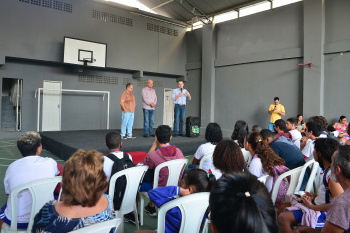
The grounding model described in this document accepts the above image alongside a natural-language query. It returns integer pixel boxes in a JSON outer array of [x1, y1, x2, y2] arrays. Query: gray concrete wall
[[213, 2, 303, 136], [0, 0, 187, 135], [323, 0, 350, 125]]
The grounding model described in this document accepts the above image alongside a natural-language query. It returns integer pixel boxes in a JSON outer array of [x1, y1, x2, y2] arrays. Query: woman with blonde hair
[[32, 149, 115, 232]]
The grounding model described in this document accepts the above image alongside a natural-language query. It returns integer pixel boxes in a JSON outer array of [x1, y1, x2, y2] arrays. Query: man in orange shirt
[[268, 97, 285, 132], [120, 83, 136, 139]]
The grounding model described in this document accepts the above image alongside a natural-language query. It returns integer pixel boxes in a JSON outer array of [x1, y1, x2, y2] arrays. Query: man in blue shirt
[[171, 81, 191, 136]]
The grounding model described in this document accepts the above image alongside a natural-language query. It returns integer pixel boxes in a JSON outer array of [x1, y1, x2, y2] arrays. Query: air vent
[[146, 23, 178, 37], [123, 78, 131, 86], [19, 0, 72, 13], [155, 81, 162, 88], [92, 10, 133, 27], [78, 74, 118, 85], [137, 80, 148, 87]]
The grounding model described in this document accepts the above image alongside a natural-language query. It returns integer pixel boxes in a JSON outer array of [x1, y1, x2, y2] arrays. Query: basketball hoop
[[297, 62, 312, 68], [83, 58, 96, 66]]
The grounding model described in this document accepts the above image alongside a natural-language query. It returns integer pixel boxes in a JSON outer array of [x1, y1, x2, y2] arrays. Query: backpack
[[106, 152, 135, 210], [271, 165, 290, 208]]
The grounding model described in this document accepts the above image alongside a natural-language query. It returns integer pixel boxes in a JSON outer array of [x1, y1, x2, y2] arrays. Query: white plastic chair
[[108, 165, 148, 233], [271, 166, 304, 204], [1, 176, 62, 233], [69, 218, 122, 233], [294, 159, 320, 194], [313, 166, 322, 193], [157, 192, 209, 233], [294, 138, 301, 149], [140, 158, 188, 226], [258, 175, 269, 184], [198, 152, 213, 170], [241, 148, 252, 165]]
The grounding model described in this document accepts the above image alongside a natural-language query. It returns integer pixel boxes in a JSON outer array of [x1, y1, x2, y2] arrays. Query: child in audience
[[278, 138, 343, 233], [209, 140, 246, 179], [286, 118, 302, 143], [189, 123, 223, 172], [209, 172, 279, 233], [231, 120, 252, 164], [333, 116, 349, 143], [296, 114, 306, 133], [135, 169, 215, 233], [245, 132, 285, 193]]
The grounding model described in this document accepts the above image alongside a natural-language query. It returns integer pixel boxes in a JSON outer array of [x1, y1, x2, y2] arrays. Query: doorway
[[1, 78, 22, 131], [163, 88, 175, 128], [42, 80, 62, 131]]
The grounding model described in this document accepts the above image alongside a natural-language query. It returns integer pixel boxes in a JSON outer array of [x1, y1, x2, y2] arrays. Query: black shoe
[[122, 136, 128, 139], [150, 134, 155, 137], [144, 203, 157, 217], [144, 134, 149, 138], [173, 134, 177, 137], [124, 212, 136, 224], [127, 135, 136, 139], [178, 134, 183, 137]]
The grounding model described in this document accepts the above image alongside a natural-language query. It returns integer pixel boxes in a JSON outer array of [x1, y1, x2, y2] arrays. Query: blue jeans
[[173, 104, 186, 135], [268, 122, 275, 131], [143, 109, 155, 135], [121, 112, 134, 136]]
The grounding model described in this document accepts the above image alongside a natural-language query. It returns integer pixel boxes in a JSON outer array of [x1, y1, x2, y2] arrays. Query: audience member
[[104, 131, 133, 181], [209, 140, 246, 180], [311, 115, 329, 138], [286, 118, 302, 142], [190, 123, 223, 172], [252, 124, 263, 133], [141, 125, 184, 217], [296, 114, 306, 133], [0, 132, 61, 229], [32, 150, 115, 232], [231, 120, 249, 148], [231, 120, 252, 164], [274, 119, 290, 139], [333, 116, 349, 143], [260, 129, 305, 171], [279, 138, 343, 233], [245, 132, 285, 193], [346, 125, 350, 145], [209, 172, 279, 233], [135, 169, 215, 233], [300, 122, 322, 162], [104, 131, 135, 224]]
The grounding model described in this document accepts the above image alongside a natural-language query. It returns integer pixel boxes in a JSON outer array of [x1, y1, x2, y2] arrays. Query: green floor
[[0, 138, 197, 232]]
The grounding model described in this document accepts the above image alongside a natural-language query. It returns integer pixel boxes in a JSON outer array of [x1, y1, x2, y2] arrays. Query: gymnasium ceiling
[[137, 0, 266, 23], [98, 0, 267, 25]]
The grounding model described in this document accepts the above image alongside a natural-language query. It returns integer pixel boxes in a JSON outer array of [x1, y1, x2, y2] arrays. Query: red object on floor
[[127, 151, 147, 165]]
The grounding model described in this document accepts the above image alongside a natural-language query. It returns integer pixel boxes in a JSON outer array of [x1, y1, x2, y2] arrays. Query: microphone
[[180, 88, 183, 93]]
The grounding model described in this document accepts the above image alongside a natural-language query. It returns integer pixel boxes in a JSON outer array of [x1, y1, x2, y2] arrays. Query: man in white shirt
[[300, 122, 322, 162], [0, 132, 60, 229], [171, 80, 191, 136]]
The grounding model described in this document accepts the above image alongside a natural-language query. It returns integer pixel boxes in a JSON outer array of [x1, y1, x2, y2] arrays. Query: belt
[[175, 104, 186, 106]]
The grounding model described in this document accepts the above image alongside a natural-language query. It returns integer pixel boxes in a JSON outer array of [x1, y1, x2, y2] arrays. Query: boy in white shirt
[[286, 118, 302, 143]]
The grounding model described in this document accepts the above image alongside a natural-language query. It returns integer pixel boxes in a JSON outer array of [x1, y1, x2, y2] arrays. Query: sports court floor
[[0, 138, 198, 232]]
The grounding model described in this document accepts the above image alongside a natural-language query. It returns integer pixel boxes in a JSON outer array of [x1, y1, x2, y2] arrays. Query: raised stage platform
[[40, 129, 206, 161]]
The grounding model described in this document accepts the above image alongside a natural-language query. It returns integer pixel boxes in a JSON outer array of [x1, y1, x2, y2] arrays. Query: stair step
[[1, 106, 14, 112], [1, 101, 13, 107], [1, 127, 16, 132], [1, 115, 16, 121], [2, 96, 11, 101], [1, 109, 15, 115], [1, 121, 16, 128]]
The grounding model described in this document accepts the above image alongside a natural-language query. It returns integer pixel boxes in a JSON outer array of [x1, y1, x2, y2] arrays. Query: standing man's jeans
[[173, 104, 186, 135], [143, 109, 155, 135], [268, 122, 275, 132], [121, 112, 134, 136]]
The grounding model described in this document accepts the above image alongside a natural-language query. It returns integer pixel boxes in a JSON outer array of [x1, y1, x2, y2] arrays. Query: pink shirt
[[142, 87, 157, 110]]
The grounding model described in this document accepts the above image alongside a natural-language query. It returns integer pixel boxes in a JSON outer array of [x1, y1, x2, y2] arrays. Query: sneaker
[[124, 212, 136, 224], [127, 135, 136, 139], [144, 203, 157, 217], [143, 134, 149, 138], [121, 136, 127, 139], [150, 134, 155, 137]]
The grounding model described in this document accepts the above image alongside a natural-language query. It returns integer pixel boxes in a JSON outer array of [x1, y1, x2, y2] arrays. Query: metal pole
[[16, 80, 19, 131], [107, 92, 110, 130], [37, 88, 41, 132]]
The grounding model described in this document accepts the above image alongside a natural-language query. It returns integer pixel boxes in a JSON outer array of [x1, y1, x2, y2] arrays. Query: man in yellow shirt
[[268, 97, 285, 131]]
